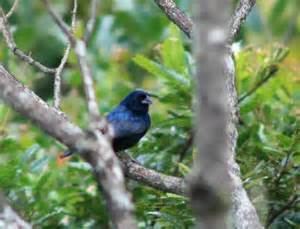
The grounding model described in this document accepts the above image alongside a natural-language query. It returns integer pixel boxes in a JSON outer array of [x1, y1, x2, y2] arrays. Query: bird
[[107, 89, 152, 152], [61, 89, 152, 158]]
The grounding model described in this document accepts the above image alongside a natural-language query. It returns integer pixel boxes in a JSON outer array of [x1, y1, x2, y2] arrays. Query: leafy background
[[0, 0, 299, 228]]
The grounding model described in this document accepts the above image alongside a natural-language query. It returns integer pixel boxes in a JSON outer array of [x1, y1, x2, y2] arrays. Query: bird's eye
[[138, 94, 146, 101]]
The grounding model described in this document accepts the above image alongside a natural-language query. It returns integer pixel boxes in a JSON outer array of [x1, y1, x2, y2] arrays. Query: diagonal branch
[[0, 8, 56, 74], [0, 64, 186, 195], [154, 0, 193, 38], [0, 64, 138, 228], [5, 0, 20, 18], [228, 0, 256, 43], [43, 0, 104, 128]]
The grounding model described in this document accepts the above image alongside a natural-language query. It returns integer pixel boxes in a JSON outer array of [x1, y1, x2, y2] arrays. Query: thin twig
[[43, 0, 76, 46], [0, 7, 56, 74], [84, 0, 98, 44], [54, 0, 77, 109], [5, 0, 20, 18], [238, 64, 278, 103], [43, 0, 102, 127], [54, 46, 70, 108]]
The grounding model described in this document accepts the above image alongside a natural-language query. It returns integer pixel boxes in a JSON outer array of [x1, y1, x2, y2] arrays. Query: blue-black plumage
[[61, 89, 152, 157], [107, 90, 152, 152]]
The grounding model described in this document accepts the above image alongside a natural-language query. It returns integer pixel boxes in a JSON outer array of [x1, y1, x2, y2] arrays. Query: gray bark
[[225, 54, 264, 229], [189, 0, 232, 228], [189, 0, 263, 228]]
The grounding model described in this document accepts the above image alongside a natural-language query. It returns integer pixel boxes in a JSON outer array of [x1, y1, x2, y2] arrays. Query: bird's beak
[[141, 95, 152, 105]]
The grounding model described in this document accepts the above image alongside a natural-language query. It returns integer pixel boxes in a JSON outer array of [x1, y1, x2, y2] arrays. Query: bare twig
[[0, 8, 56, 74], [43, 0, 103, 127], [84, 0, 98, 44], [54, 45, 70, 108], [5, 0, 20, 18], [54, 0, 77, 109], [42, 0, 76, 46]]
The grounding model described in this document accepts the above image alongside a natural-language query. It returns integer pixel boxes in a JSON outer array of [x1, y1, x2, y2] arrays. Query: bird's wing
[[106, 106, 149, 139]]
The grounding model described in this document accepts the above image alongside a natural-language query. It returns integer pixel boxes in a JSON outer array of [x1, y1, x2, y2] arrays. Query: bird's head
[[121, 90, 152, 114]]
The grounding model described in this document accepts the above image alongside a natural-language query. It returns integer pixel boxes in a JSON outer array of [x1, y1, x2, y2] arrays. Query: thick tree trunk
[[225, 53, 264, 229], [189, 0, 232, 228], [189, 0, 263, 228]]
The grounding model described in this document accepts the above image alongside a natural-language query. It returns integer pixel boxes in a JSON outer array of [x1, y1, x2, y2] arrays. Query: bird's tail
[[60, 149, 75, 158]]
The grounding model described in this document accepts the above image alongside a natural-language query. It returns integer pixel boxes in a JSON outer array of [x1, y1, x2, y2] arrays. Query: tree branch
[[228, 0, 256, 42], [153, 0, 193, 38], [42, 0, 76, 46], [5, 0, 20, 18], [0, 8, 56, 74], [0, 65, 188, 226], [42, 1, 138, 227], [119, 154, 186, 195], [153, 0, 256, 43], [43, 0, 105, 129], [54, 0, 77, 109]]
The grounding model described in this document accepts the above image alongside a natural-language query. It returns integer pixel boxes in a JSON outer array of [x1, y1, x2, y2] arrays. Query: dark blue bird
[[107, 90, 152, 152], [62, 90, 152, 157]]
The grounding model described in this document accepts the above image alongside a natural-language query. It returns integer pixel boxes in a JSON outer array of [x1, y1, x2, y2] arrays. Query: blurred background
[[0, 0, 299, 228]]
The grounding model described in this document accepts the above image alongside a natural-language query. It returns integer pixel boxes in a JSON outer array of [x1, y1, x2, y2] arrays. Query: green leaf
[[30, 156, 49, 173], [162, 25, 186, 75], [22, 144, 41, 162], [133, 54, 190, 89]]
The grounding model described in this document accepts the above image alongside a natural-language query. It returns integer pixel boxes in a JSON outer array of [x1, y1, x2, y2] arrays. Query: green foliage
[[0, 0, 299, 228], [236, 45, 300, 228]]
